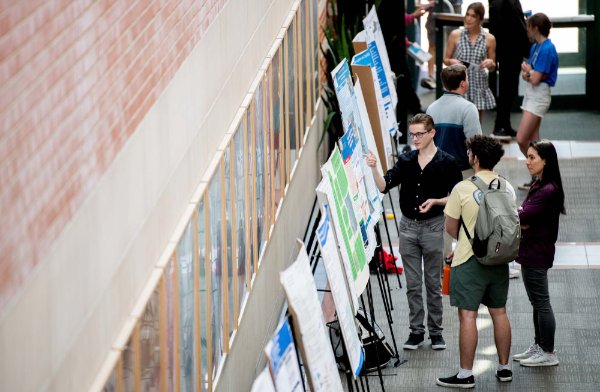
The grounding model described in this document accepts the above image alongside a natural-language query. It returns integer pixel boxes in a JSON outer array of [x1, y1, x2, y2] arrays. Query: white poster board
[[280, 241, 344, 392], [251, 366, 277, 392], [363, 7, 398, 136], [264, 319, 303, 392], [317, 208, 364, 378]]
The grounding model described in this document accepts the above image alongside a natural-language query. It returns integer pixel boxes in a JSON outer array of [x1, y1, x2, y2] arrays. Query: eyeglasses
[[408, 130, 432, 139]]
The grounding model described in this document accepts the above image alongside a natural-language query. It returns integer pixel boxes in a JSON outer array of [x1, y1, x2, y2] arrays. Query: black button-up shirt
[[383, 149, 462, 221]]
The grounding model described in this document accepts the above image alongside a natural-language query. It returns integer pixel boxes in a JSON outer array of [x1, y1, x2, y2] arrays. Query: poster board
[[351, 50, 394, 172], [330, 59, 381, 258], [280, 241, 344, 392], [264, 319, 303, 392], [318, 147, 369, 295], [316, 208, 364, 378]]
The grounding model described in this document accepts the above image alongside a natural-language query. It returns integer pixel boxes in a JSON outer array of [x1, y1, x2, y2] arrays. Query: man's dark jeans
[[522, 267, 556, 352]]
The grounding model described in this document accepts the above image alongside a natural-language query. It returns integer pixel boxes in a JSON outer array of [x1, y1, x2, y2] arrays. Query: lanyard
[[529, 41, 543, 68]]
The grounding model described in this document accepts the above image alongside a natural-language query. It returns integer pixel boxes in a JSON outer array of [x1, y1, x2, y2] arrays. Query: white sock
[[457, 368, 473, 379], [497, 363, 511, 371]]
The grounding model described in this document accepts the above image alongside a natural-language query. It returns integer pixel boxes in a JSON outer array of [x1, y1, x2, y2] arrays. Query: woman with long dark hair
[[513, 140, 565, 367]]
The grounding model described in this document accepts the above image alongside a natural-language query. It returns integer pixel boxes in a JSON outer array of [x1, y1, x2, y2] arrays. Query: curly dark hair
[[465, 135, 504, 170]]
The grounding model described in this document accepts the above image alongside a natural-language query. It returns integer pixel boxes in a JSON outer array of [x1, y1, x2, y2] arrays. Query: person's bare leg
[[488, 307, 512, 365], [458, 309, 478, 369], [517, 111, 542, 156], [479, 110, 483, 125], [428, 44, 436, 80]]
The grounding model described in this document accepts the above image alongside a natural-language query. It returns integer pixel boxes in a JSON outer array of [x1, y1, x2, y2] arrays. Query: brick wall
[[0, 0, 227, 314]]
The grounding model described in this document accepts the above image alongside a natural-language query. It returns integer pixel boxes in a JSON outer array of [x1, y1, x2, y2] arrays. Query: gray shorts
[[521, 82, 551, 118]]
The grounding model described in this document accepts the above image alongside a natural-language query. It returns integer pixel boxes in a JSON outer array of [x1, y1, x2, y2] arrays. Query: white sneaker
[[509, 267, 520, 279], [519, 351, 559, 367], [513, 344, 541, 362]]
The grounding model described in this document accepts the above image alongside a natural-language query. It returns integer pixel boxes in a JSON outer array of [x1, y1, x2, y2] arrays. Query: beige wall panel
[[215, 101, 326, 392], [0, 1, 294, 392]]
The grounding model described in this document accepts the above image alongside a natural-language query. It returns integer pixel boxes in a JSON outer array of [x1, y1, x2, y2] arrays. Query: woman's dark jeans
[[522, 267, 556, 352]]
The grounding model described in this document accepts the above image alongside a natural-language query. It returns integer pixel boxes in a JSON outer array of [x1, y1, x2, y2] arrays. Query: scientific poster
[[317, 208, 364, 377], [280, 242, 344, 392], [318, 147, 369, 295], [250, 367, 276, 392], [264, 320, 302, 392], [352, 49, 394, 170], [363, 7, 398, 136]]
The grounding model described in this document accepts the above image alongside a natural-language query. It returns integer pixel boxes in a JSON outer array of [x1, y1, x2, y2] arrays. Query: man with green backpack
[[436, 135, 519, 389]]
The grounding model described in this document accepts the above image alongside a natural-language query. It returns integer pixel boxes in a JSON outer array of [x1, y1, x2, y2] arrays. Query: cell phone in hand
[[460, 60, 471, 67]]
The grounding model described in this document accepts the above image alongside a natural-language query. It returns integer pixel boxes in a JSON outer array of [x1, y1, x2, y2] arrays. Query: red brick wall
[[0, 0, 227, 313]]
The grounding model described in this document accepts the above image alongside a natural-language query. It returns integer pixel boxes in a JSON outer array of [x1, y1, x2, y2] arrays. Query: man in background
[[489, 0, 531, 140]]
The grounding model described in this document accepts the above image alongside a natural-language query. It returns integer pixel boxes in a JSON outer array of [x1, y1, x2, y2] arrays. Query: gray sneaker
[[513, 343, 541, 362], [520, 351, 559, 367]]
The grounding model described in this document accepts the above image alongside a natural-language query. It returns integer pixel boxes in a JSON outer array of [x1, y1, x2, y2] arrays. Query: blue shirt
[[529, 39, 559, 87]]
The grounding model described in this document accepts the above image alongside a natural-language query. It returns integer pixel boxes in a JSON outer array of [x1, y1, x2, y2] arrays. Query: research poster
[[363, 7, 398, 136], [317, 208, 364, 377], [264, 319, 303, 392], [280, 242, 344, 392], [318, 147, 369, 295]]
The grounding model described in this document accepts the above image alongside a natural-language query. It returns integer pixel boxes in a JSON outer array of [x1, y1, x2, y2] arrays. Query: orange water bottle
[[442, 258, 452, 295]]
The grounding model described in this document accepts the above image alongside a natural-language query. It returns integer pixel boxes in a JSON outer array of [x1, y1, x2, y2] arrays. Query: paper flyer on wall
[[317, 208, 364, 377], [316, 178, 360, 311], [362, 7, 398, 135], [280, 242, 344, 392], [264, 319, 302, 392], [318, 147, 369, 295], [250, 366, 277, 392]]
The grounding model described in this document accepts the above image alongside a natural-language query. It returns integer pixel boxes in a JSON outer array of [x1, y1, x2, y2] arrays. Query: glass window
[[234, 121, 248, 313], [254, 80, 266, 262], [208, 171, 223, 376], [140, 286, 161, 391], [197, 197, 209, 392], [164, 256, 176, 391], [177, 220, 197, 391]]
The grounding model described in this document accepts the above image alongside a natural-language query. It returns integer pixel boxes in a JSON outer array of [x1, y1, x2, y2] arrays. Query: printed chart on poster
[[280, 241, 344, 392]]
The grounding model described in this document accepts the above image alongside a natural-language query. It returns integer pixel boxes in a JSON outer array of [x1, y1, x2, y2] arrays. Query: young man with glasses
[[427, 64, 482, 179], [365, 114, 462, 352]]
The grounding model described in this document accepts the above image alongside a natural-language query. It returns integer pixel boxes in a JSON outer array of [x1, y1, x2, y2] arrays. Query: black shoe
[[430, 334, 447, 350], [490, 128, 513, 142], [495, 368, 513, 382], [420, 77, 436, 90], [403, 333, 424, 350], [436, 373, 475, 389]]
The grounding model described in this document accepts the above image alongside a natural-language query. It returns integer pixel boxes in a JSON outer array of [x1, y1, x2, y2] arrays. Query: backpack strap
[[459, 175, 502, 240]]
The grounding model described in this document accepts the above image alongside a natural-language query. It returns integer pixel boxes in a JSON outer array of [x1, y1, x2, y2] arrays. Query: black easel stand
[[379, 210, 403, 292], [326, 318, 370, 392], [359, 293, 387, 392]]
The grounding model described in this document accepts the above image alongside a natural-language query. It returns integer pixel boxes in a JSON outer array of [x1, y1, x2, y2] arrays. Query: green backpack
[[460, 176, 521, 266]]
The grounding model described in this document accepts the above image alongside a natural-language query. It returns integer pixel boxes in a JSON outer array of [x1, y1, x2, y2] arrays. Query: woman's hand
[[480, 58, 495, 70]]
